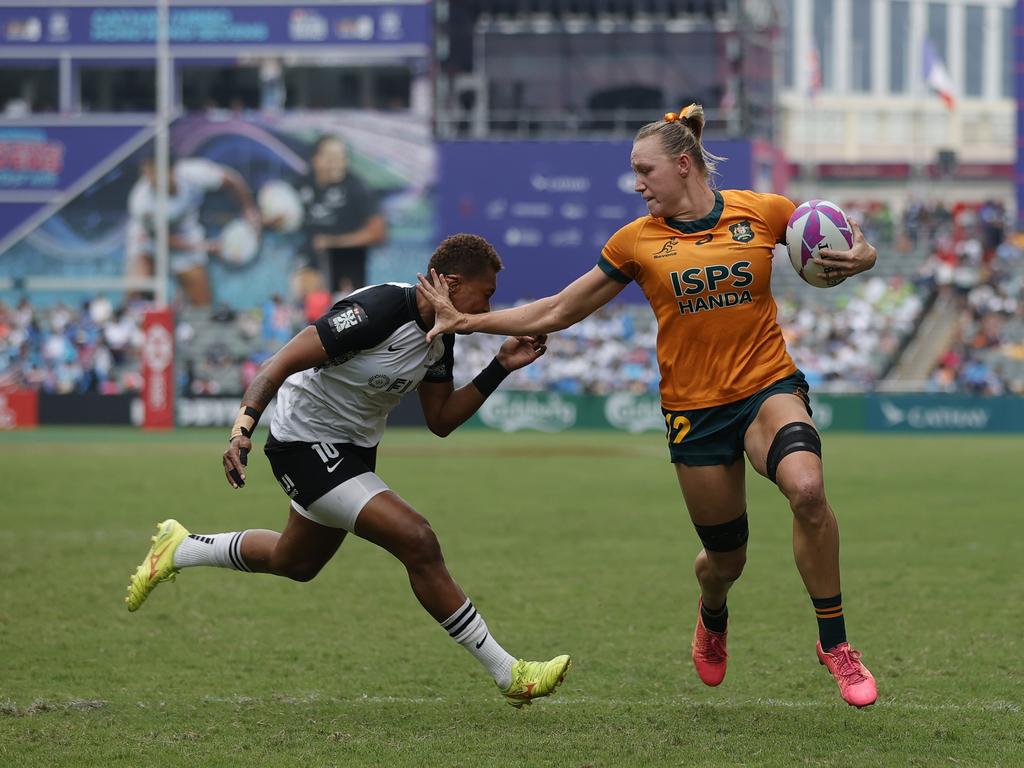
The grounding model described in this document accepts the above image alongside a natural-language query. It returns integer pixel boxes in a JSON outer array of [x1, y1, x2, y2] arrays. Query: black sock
[[812, 593, 847, 651], [700, 599, 728, 634]]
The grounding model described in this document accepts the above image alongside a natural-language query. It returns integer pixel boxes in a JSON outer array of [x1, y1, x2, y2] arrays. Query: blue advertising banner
[[0, 123, 150, 243], [0, 3, 429, 51], [438, 140, 756, 303]]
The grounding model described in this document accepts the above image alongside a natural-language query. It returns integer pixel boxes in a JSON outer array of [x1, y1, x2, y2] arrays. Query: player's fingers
[[430, 268, 449, 293], [223, 453, 244, 489], [813, 248, 847, 263]]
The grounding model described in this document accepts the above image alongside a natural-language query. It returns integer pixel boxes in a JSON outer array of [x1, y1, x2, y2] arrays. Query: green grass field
[[1, 427, 1022, 767]]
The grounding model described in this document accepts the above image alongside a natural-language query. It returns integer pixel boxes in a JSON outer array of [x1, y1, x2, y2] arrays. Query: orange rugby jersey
[[599, 189, 797, 410]]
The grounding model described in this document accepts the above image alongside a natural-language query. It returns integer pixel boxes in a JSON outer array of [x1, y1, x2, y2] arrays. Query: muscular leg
[[352, 491, 466, 621], [744, 393, 839, 598], [236, 490, 468, 619], [352, 490, 544, 694], [744, 393, 877, 706], [239, 505, 347, 582], [675, 460, 749, 610]]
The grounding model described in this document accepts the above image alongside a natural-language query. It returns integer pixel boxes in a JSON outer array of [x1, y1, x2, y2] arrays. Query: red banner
[[141, 309, 175, 430], [0, 389, 38, 429]]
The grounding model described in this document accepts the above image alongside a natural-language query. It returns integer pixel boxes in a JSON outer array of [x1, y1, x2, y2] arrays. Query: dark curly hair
[[428, 233, 503, 278]]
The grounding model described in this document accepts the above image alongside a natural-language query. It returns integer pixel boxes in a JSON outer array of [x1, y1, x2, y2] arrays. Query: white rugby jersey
[[269, 283, 455, 447]]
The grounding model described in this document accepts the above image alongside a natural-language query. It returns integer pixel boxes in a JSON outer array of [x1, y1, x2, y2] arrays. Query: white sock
[[440, 598, 516, 688], [172, 532, 252, 572]]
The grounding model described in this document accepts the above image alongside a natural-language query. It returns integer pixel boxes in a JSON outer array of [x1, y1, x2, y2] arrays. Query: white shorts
[[290, 471, 389, 532]]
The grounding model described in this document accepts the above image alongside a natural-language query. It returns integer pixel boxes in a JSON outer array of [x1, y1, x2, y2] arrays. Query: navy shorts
[[662, 370, 812, 466]]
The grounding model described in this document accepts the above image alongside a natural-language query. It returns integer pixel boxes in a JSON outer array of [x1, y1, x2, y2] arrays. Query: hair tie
[[663, 112, 678, 122]]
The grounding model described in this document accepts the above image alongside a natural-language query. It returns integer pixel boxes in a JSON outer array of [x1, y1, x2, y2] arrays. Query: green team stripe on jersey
[[665, 190, 724, 233], [597, 255, 632, 283]]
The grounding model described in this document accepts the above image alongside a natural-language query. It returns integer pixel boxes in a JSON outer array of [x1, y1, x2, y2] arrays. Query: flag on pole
[[922, 39, 955, 110], [807, 44, 822, 102]]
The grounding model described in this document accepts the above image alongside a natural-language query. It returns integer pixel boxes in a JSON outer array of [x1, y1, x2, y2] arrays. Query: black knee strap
[[694, 511, 749, 553], [766, 422, 821, 483]]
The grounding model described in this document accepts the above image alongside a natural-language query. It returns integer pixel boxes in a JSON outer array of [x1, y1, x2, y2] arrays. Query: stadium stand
[[4, 199, 1021, 398]]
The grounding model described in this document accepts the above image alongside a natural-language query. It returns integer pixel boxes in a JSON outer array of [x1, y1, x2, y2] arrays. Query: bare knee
[[396, 520, 444, 569], [706, 549, 747, 583], [782, 473, 828, 525]]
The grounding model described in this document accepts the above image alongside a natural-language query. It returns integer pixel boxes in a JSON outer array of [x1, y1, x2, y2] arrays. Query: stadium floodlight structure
[[434, 0, 779, 142]]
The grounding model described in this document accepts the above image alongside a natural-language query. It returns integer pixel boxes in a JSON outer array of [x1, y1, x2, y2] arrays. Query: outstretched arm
[[223, 326, 328, 488], [417, 265, 626, 342], [417, 334, 547, 437]]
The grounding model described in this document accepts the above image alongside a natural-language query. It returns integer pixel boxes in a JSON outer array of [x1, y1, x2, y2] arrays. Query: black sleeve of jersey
[[314, 284, 414, 360], [423, 334, 455, 383]]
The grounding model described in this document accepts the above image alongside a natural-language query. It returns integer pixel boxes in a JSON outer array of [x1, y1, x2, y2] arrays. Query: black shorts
[[264, 431, 379, 510]]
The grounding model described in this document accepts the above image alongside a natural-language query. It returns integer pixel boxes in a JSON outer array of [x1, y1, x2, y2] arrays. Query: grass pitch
[[1, 427, 1021, 767]]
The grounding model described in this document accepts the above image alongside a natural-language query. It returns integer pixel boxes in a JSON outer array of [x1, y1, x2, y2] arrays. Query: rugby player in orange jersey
[[417, 104, 879, 708]]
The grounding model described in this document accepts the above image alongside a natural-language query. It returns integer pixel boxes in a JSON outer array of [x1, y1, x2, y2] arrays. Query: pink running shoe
[[817, 641, 877, 708], [691, 600, 728, 686]]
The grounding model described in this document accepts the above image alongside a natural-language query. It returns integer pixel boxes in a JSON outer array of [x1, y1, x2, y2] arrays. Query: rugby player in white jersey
[[124, 233, 570, 707]]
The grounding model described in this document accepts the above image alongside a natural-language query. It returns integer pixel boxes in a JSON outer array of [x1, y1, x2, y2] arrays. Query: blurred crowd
[[913, 200, 1024, 395], [3, 198, 1023, 397], [776, 275, 924, 391]]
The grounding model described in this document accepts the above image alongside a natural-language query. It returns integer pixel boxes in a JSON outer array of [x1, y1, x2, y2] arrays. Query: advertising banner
[[141, 309, 175, 429], [1, 112, 435, 308], [465, 392, 1024, 434], [0, 389, 38, 429], [0, 4, 429, 50], [438, 139, 758, 303], [469, 391, 668, 433], [808, 394, 866, 432], [0, 124, 150, 244], [866, 395, 1024, 433]]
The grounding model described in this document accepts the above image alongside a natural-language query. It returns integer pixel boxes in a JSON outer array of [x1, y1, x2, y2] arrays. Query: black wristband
[[472, 357, 510, 398]]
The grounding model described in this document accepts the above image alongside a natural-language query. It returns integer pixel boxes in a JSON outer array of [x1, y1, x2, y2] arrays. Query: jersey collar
[[664, 190, 724, 234], [405, 286, 432, 333]]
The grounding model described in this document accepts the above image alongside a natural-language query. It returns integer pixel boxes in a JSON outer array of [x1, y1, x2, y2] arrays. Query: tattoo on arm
[[242, 373, 281, 411]]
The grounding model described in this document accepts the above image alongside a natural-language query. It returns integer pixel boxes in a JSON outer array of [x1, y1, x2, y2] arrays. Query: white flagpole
[[154, 0, 171, 308]]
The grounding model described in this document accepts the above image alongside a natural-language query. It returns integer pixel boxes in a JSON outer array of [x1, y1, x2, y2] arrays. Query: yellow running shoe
[[499, 655, 571, 708], [124, 519, 190, 612]]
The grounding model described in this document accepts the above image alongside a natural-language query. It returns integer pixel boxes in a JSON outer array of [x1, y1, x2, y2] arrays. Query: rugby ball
[[258, 180, 304, 233], [786, 199, 853, 288], [219, 219, 260, 266]]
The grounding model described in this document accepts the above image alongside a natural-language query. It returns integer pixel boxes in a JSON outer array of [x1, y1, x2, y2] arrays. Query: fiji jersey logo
[[652, 237, 679, 259], [729, 220, 755, 243], [329, 305, 367, 334]]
